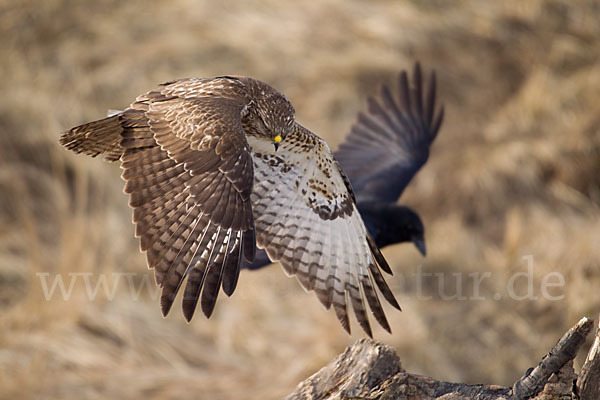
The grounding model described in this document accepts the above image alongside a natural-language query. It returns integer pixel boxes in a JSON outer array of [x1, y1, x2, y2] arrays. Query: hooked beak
[[412, 236, 427, 257], [273, 134, 282, 151]]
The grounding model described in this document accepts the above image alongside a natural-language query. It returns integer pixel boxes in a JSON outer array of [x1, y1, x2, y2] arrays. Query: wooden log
[[286, 317, 598, 400]]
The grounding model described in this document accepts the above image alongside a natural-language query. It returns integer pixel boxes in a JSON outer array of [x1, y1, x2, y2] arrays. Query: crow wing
[[335, 63, 444, 203]]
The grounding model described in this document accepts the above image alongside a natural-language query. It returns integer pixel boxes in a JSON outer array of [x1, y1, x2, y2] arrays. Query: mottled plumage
[[60, 75, 400, 337], [244, 63, 444, 270]]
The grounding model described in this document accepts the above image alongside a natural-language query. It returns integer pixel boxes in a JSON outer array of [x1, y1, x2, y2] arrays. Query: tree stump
[[286, 316, 600, 400]]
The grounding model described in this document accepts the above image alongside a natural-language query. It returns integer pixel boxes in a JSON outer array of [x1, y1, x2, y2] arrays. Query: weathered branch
[[287, 316, 599, 400], [512, 317, 593, 398], [577, 313, 600, 400]]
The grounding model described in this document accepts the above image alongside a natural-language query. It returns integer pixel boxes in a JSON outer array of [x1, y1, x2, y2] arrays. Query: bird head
[[360, 204, 427, 256], [241, 81, 296, 151], [258, 93, 295, 151]]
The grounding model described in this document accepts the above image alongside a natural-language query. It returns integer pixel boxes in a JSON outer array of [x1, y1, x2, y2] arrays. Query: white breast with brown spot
[[245, 124, 381, 334]]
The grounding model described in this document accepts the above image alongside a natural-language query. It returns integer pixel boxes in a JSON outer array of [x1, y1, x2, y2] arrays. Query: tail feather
[[60, 114, 124, 162]]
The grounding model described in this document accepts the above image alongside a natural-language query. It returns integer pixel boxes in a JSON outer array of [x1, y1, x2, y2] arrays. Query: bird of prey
[[60, 74, 408, 337], [243, 63, 444, 270]]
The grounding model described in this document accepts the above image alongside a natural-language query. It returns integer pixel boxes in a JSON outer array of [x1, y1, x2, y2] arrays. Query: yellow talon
[[274, 135, 282, 143]]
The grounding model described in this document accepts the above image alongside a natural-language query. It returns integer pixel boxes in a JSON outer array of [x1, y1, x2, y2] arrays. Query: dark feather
[[335, 63, 444, 203], [221, 233, 242, 296]]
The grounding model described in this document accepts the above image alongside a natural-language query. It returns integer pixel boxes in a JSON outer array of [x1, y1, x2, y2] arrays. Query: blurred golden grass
[[1, 0, 599, 398]]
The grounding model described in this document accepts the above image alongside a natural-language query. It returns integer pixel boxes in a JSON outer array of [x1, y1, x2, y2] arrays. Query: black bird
[[243, 63, 444, 270]]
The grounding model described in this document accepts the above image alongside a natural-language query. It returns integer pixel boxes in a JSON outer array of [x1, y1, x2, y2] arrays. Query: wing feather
[[160, 212, 209, 314], [335, 63, 444, 203], [221, 231, 243, 296], [199, 227, 228, 317], [63, 77, 256, 320]]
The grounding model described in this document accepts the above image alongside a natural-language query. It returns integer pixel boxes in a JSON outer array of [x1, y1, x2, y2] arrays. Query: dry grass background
[[1, 0, 599, 398]]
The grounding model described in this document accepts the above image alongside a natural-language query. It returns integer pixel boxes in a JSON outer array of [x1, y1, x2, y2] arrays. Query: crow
[[243, 63, 444, 270]]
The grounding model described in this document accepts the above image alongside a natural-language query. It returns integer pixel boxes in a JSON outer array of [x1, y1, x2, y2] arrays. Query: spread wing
[[335, 63, 444, 203], [61, 77, 256, 321], [248, 124, 400, 337]]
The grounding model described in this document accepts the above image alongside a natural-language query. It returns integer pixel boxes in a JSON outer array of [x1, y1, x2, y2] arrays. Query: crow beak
[[273, 134, 282, 151], [412, 237, 427, 257]]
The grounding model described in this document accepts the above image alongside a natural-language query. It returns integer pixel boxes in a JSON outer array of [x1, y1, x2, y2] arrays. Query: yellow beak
[[273, 134, 282, 151]]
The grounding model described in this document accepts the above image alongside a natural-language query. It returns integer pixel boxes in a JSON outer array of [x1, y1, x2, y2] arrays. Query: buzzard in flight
[[244, 63, 444, 270], [60, 73, 407, 337]]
